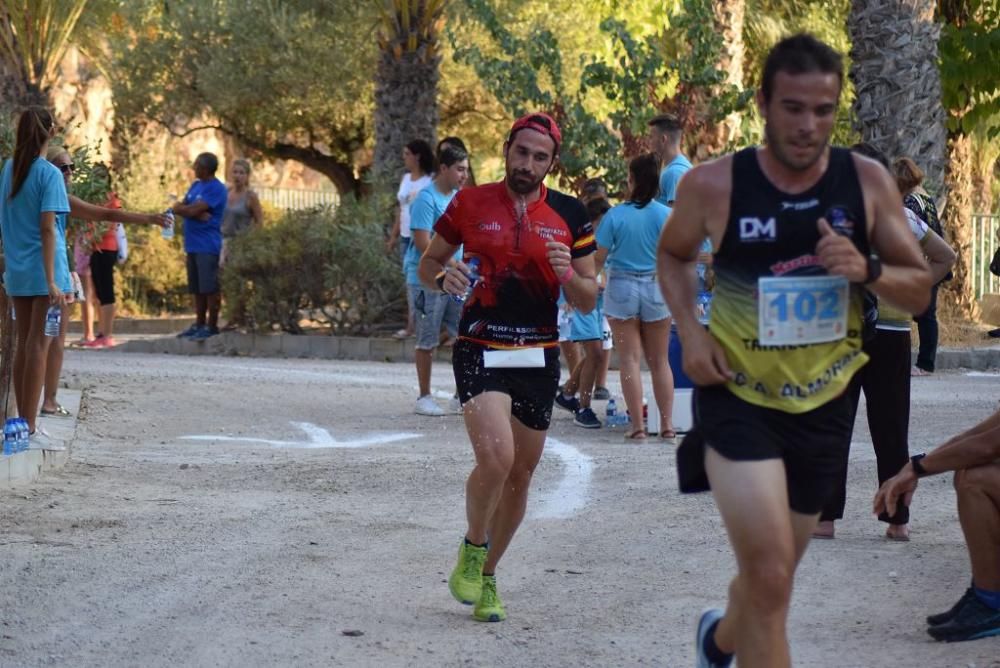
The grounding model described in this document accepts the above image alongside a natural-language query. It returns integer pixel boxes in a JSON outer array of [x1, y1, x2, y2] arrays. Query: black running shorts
[[694, 384, 853, 515], [453, 339, 561, 431]]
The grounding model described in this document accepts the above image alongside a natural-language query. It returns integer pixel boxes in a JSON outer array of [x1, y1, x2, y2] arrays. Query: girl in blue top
[[594, 153, 676, 441], [0, 107, 70, 447]]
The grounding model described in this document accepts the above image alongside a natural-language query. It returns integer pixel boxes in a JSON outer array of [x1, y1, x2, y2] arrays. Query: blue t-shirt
[[182, 177, 227, 254], [656, 154, 692, 207], [0, 158, 71, 296], [405, 183, 459, 286], [54, 212, 71, 293], [595, 200, 671, 273]]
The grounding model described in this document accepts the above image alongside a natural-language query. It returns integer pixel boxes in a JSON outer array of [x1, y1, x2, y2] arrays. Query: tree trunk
[[691, 0, 745, 161], [373, 49, 440, 185], [938, 132, 980, 321], [849, 0, 947, 193]]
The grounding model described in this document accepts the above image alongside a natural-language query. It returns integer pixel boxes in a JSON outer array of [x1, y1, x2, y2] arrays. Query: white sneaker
[[415, 395, 445, 416], [448, 396, 463, 415], [28, 427, 66, 451]]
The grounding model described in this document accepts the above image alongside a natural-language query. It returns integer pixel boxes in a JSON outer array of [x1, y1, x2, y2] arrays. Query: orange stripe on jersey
[[572, 233, 595, 250]]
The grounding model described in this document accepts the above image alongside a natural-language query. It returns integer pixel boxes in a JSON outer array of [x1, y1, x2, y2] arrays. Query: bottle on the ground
[[16, 418, 29, 453], [3, 419, 17, 456], [44, 305, 61, 337]]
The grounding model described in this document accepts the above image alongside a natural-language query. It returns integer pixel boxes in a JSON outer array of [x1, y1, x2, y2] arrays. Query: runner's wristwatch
[[863, 256, 883, 285], [910, 453, 929, 477]]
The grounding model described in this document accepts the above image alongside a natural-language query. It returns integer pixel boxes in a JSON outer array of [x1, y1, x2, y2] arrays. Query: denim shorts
[[411, 284, 460, 350], [604, 271, 670, 322]]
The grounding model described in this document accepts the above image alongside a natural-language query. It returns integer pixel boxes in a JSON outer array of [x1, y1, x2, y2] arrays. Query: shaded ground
[[1, 352, 998, 667]]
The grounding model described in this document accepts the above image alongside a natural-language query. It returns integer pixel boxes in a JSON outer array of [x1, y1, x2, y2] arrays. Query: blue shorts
[[410, 284, 460, 350], [604, 271, 670, 322]]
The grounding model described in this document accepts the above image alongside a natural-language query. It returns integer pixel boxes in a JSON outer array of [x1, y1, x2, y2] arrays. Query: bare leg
[[194, 294, 207, 327], [208, 293, 221, 330], [559, 341, 581, 394], [609, 317, 644, 434], [12, 297, 53, 432], [98, 303, 115, 339], [577, 340, 602, 409], [640, 317, 674, 434], [42, 303, 70, 412], [82, 273, 96, 340], [461, 391, 516, 545], [955, 464, 1000, 590], [595, 347, 610, 389], [415, 348, 434, 397], [706, 448, 818, 668], [482, 416, 547, 573]]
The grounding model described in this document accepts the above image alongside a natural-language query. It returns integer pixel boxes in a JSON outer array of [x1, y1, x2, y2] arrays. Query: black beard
[[508, 172, 541, 194]]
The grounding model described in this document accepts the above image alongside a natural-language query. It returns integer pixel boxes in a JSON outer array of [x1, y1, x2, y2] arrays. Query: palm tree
[[848, 0, 947, 193], [373, 0, 448, 183], [691, 0, 746, 160]]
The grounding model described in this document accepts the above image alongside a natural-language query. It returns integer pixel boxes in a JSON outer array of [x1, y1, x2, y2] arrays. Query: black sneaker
[[592, 386, 611, 401], [176, 324, 200, 339], [927, 593, 1000, 642], [928, 588, 976, 626], [573, 407, 602, 429], [554, 392, 580, 413]]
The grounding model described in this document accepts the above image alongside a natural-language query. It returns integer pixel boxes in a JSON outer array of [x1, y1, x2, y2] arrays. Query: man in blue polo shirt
[[172, 152, 228, 340]]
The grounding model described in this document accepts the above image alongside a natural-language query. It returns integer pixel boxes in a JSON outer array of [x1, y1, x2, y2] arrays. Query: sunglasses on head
[[57, 163, 75, 174]]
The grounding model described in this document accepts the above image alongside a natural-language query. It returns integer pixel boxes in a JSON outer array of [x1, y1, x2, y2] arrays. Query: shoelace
[[479, 578, 498, 605], [464, 547, 486, 579]]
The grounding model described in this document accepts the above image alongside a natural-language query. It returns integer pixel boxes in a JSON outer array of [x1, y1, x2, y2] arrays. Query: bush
[[221, 195, 404, 334]]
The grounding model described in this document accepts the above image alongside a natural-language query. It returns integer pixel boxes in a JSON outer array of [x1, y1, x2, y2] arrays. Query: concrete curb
[[1, 389, 82, 488], [110, 332, 1000, 371]]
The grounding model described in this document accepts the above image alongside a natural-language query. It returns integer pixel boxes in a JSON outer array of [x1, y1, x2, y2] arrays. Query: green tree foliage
[[938, 0, 1000, 138], [108, 0, 376, 195], [221, 197, 402, 334]]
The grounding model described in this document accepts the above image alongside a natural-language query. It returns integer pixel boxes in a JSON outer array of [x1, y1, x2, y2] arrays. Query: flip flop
[[624, 429, 647, 441], [40, 405, 72, 418], [659, 429, 678, 444]]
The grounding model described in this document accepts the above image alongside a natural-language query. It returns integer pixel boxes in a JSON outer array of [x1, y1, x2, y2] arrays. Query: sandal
[[910, 366, 930, 377], [659, 429, 678, 443], [624, 428, 648, 441], [40, 405, 72, 418]]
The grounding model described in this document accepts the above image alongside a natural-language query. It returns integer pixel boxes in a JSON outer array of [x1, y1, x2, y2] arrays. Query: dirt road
[[1, 352, 998, 667]]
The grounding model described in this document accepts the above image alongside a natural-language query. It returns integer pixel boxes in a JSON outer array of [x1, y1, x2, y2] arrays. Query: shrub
[[221, 195, 404, 334]]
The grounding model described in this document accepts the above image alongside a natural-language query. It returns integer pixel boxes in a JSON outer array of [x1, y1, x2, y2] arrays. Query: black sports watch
[[863, 256, 883, 285], [910, 453, 929, 477]]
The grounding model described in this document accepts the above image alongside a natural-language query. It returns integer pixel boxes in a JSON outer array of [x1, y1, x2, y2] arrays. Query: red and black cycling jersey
[[435, 181, 595, 348]]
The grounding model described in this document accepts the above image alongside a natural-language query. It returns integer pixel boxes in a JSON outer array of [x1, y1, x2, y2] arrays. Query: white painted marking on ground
[[965, 371, 1000, 377], [179, 422, 419, 449], [531, 438, 594, 520]]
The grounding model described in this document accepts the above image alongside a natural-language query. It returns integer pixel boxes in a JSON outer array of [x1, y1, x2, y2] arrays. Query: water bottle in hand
[[44, 305, 61, 337], [161, 209, 175, 240], [452, 257, 480, 304], [697, 290, 712, 325]]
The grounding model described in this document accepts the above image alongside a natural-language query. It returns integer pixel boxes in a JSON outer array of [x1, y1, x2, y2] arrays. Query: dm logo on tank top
[[739, 217, 777, 242]]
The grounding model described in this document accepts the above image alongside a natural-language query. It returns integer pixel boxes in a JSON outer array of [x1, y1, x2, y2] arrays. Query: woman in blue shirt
[[595, 153, 675, 441], [0, 107, 69, 449]]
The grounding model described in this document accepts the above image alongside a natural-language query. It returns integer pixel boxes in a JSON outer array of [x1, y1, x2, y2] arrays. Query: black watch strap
[[910, 453, 928, 477], [864, 256, 883, 285]]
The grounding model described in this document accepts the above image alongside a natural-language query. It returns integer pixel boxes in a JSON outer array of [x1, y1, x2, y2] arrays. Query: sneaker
[[176, 324, 201, 339], [189, 326, 219, 341], [927, 594, 1000, 642], [593, 386, 611, 401], [473, 575, 507, 622], [27, 427, 66, 452], [415, 395, 445, 416], [554, 392, 580, 413], [448, 540, 488, 605], [573, 407, 602, 429], [928, 588, 977, 626], [447, 396, 463, 415], [696, 608, 733, 668], [81, 335, 110, 349]]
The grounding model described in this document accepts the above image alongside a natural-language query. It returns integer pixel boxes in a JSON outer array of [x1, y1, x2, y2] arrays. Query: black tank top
[[708, 147, 871, 413]]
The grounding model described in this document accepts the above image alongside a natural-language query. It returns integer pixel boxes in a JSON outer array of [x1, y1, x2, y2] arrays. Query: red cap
[[508, 113, 562, 152]]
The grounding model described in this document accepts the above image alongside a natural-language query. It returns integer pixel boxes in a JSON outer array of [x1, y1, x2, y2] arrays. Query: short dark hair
[[761, 34, 843, 103], [581, 177, 607, 198], [647, 113, 682, 132], [628, 153, 661, 208], [406, 139, 435, 175], [195, 152, 219, 174], [437, 144, 468, 169], [586, 197, 611, 222], [851, 141, 889, 170]]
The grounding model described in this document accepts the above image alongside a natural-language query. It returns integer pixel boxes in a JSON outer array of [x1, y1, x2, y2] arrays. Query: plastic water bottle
[[606, 398, 621, 427], [697, 290, 712, 325], [452, 257, 480, 303], [161, 208, 175, 240], [44, 305, 61, 337], [3, 419, 17, 456], [16, 418, 28, 452]]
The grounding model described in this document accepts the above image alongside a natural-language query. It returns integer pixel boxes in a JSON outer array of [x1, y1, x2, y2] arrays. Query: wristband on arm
[[558, 265, 575, 285]]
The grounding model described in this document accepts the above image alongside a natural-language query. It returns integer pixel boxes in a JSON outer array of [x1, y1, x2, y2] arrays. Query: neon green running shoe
[[448, 540, 487, 605], [473, 575, 507, 622]]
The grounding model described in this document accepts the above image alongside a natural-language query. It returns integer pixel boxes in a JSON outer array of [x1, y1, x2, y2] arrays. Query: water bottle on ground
[[3, 419, 17, 455], [44, 305, 61, 337], [161, 208, 175, 240], [452, 257, 480, 303], [606, 398, 623, 427], [16, 418, 29, 453]]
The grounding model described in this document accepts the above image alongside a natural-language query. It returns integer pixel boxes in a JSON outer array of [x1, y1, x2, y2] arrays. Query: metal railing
[[256, 186, 340, 211], [972, 213, 999, 300]]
